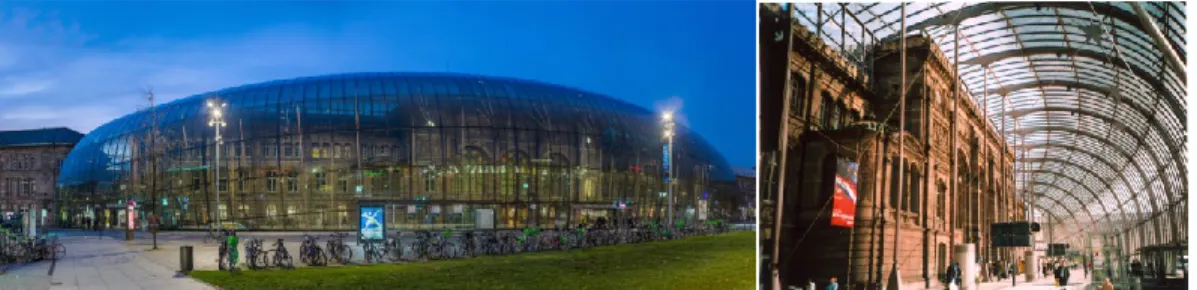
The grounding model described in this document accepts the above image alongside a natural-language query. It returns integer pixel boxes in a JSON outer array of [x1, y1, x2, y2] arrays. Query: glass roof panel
[[791, 1, 1185, 231]]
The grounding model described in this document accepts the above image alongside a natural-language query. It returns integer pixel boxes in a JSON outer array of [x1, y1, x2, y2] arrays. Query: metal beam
[[901, 2, 1147, 39], [1020, 171, 1112, 216], [1004, 107, 1184, 191], [1131, 2, 1187, 83]]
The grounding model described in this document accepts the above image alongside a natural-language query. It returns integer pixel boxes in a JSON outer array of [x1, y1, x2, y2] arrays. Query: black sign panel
[[1048, 243, 1070, 256], [991, 221, 1034, 247]]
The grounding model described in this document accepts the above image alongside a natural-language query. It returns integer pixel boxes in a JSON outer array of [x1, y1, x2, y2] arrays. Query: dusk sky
[[0, 1, 754, 167]]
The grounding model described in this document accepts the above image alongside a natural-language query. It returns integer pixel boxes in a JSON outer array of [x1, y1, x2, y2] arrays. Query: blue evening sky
[[0, 1, 754, 167]]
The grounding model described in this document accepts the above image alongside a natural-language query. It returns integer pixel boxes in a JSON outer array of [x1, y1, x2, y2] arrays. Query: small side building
[[0, 127, 84, 226]]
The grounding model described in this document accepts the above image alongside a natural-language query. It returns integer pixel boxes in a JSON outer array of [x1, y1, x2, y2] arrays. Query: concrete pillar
[[955, 243, 976, 290], [1024, 250, 1037, 281]]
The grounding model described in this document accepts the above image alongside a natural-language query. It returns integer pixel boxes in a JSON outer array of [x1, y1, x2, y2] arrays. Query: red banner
[[830, 158, 858, 228]]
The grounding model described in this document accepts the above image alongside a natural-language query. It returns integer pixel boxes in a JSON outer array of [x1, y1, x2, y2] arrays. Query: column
[[1024, 250, 1037, 281], [955, 243, 976, 290]]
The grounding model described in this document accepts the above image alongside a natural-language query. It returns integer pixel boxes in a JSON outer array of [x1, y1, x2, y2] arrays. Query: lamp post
[[662, 111, 675, 229], [207, 100, 227, 232]]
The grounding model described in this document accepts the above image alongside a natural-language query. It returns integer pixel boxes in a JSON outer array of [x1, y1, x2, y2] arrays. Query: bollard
[[180, 245, 194, 272]]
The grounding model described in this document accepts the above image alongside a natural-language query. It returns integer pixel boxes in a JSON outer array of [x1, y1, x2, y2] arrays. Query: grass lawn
[[191, 231, 754, 290]]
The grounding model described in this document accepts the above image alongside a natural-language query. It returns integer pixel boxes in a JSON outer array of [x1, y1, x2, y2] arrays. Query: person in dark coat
[[945, 262, 961, 286], [1055, 263, 1071, 288]]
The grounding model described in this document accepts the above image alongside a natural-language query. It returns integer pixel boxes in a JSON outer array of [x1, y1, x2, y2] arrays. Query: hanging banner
[[830, 157, 859, 228], [662, 144, 671, 182], [359, 206, 385, 241]]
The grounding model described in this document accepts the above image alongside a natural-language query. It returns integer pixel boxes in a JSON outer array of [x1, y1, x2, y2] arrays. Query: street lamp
[[662, 111, 675, 229], [207, 100, 227, 232]]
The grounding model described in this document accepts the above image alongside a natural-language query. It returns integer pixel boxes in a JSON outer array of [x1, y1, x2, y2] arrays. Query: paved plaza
[[0, 232, 215, 290]]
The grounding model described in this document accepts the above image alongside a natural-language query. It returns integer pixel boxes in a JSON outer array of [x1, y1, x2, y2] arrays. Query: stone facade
[[763, 5, 1024, 289], [0, 144, 73, 224]]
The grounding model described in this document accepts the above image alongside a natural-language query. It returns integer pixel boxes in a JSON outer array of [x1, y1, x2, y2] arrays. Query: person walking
[[1101, 278, 1114, 290], [1083, 261, 1089, 279], [826, 276, 838, 290], [1056, 263, 1071, 289], [945, 262, 961, 289]]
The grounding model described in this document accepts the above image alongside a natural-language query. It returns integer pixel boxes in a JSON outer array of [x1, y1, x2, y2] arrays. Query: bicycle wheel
[[314, 248, 327, 266], [299, 245, 311, 265], [253, 252, 265, 269], [340, 245, 353, 263], [388, 244, 404, 262], [279, 252, 294, 269]]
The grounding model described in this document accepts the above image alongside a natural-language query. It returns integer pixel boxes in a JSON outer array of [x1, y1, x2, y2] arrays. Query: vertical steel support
[[949, 23, 959, 268], [770, 4, 797, 289], [887, 3, 907, 290]]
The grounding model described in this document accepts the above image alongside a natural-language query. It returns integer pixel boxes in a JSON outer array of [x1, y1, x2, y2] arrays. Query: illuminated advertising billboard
[[831, 157, 859, 228], [359, 206, 386, 241]]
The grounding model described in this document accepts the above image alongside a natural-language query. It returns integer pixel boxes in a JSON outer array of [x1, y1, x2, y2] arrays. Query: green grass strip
[[192, 231, 754, 290]]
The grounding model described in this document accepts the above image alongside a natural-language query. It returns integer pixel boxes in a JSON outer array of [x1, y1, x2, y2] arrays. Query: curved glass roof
[[794, 2, 1185, 233], [58, 72, 736, 187]]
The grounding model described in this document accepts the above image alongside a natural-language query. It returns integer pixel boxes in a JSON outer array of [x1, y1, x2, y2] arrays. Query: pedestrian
[[226, 229, 240, 271], [807, 278, 816, 290], [826, 276, 838, 290], [1056, 263, 1071, 288], [1083, 261, 1089, 278], [1101, 278, 1114, 290], [945, 262, 961, 288]]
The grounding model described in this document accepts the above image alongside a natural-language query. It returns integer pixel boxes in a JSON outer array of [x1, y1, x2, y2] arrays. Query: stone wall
[[772, 25, 1023, 289]]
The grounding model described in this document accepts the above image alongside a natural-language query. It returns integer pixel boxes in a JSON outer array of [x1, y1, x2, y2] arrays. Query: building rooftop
[[732, 167, 755, 178], [0, 127, 84, 149]]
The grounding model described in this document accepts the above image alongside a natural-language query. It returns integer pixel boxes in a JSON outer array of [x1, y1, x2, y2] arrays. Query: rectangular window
[[821, 92, 834, 129], [237, 172, 245, 191], [315, 172, 327, 191], [267, 173, 278, 192], [287, 175, 298, 192], [312, 143, 321, 158], [333, 144, 342, 158], [218, 177, 228, 191], [788, 72, 805, 116], [338, 179, 348, 192]]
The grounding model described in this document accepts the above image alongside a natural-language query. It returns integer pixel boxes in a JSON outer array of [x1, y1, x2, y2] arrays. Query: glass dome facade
[[56, 72, 734, 230]]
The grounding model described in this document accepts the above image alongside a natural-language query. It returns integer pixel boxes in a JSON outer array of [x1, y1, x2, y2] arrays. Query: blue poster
[[359, 206, 385, 241], [662, 144, 670, 171]]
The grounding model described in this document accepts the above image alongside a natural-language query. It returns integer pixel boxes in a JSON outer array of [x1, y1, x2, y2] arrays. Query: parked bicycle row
[[0, 229, 66, 269], [213, 222, 737, 271]]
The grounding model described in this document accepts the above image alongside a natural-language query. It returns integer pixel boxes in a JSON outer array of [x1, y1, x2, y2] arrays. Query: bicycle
[[385, 232, 406, 262], [362, 239, 384, 264], [411, 231, 430, 261], [298, 235, 327, 266], [36, 237, 65, 261], [244, 238, 268, 270], [326, 232, 353, 264], [461, 231, 476, 257], [202, 229, 222, 244], [217, 236, 230, 271], [270, 238, 294, 269]]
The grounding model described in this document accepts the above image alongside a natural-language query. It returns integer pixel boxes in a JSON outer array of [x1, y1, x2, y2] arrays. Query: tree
[[140, 87, 163, 250]]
